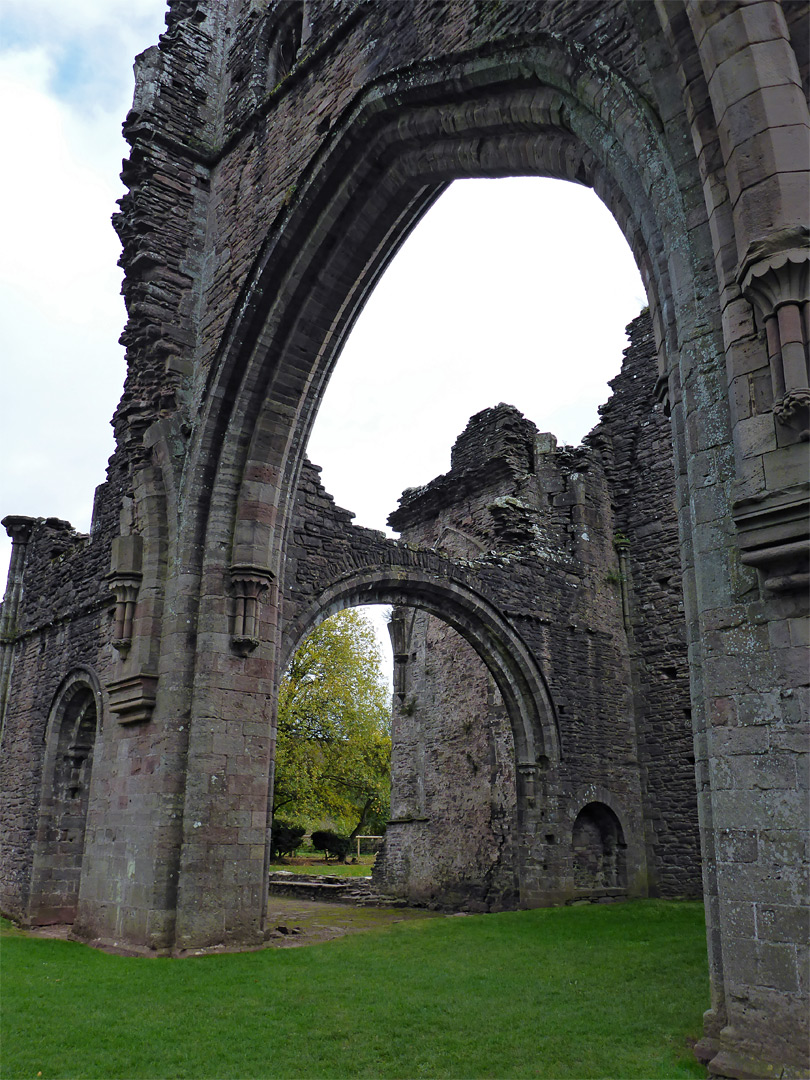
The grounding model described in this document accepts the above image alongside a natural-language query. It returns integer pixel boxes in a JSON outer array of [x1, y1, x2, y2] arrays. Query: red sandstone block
[[711, 695, 739, 726], [733, 411, 777, 459]]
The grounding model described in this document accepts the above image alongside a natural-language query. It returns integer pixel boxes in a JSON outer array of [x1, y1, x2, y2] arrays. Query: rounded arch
[[570, 800, 628, 893], [280, 567, 561, 772], [40, 666, 103, 752], [28, 667, 103, 925]]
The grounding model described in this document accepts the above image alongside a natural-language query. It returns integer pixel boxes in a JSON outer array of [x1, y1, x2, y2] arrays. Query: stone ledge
[[733, 484, 809, 591]]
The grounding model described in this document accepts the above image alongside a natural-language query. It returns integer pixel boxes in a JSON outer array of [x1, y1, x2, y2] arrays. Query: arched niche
[[571, 801, 628, 894], [28, 670, 102, 925]]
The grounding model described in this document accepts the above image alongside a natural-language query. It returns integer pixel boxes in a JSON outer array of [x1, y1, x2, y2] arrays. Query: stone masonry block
[[733, 411, 777, 459], [722, 898, 757, 940], [702, 4, 789, 68], [757, 904, 810, 947], [717, 828, 759, 862], [756, 941, 800, 992]]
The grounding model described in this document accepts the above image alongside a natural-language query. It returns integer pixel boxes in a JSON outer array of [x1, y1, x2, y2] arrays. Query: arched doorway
[[28, 672, 100, 925], [279, 564, 561, 913]]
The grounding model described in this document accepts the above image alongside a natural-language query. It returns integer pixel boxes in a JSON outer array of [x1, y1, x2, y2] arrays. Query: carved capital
[[739, 242, 809, 432], [106, 671, 158, 725], [772, 387, 810, 441], [230, 564, 274, 655], [387, 610, 412, 701], [1, 515, 37, 546], [740, 246, 809, 317]]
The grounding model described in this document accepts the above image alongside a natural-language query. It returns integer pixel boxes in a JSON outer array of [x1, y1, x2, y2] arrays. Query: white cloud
[[0, 2, 167, 585]]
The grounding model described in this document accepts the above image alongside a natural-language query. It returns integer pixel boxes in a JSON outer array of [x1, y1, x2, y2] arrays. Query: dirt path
[[264, 896, 440, 947]]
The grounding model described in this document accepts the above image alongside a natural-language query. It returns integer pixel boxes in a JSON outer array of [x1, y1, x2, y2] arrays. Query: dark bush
[[310, 829, 350, 862], [270, 821, 306, 859]]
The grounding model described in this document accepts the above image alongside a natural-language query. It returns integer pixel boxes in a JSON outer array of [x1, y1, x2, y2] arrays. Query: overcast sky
[[1, 3, 645, 667]]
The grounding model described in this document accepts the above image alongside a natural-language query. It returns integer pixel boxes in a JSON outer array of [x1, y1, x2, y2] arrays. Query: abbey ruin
[[1, 3, 807, 1076]]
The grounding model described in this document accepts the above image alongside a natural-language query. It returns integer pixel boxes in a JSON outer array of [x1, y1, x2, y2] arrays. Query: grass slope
[[1, 901, 707, 1080]]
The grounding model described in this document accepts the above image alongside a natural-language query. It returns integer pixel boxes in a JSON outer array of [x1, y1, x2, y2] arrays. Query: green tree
[[273, 608, 392, 838]]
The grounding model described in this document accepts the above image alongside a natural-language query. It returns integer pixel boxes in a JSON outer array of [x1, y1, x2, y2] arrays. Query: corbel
[[105, 534, 143, 655], [517, 762, 539, 808], [229, 564, 274, 656], [106, 671, 159, 725]]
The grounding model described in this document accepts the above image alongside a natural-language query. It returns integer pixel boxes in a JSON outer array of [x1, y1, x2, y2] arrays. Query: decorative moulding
[[739, 242, 809, 442], [733, 484, 810, 593], [740, 246, 809, 316], [106, 534, 143, 655], [230, 564, 274, 655]]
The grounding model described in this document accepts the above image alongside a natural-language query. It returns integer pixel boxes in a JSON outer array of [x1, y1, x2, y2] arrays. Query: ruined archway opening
[[273, 598, 521, 910], [278, 569, 560, 911], [270, 606, 393, 871], [305, 176, 646, 541], [28, 681, 98, 926]]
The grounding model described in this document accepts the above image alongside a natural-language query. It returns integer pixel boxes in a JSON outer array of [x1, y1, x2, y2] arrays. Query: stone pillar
[[0, 516, 36, 741]]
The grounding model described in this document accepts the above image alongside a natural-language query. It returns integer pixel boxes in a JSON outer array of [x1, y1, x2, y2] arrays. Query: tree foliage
[[273, 607, 392, 837]]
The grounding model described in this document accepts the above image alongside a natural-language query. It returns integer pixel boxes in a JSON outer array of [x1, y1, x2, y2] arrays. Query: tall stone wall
[[587, 317, 700, 897], [382, 312, 700, 909], [379, 611, 519, 911]]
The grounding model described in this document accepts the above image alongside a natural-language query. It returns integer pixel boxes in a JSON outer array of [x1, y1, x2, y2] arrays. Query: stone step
[[267, 871, 410, 907]]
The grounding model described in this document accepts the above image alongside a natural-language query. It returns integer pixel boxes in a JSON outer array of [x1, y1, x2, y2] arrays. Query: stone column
[[0, 516, 36, 741]]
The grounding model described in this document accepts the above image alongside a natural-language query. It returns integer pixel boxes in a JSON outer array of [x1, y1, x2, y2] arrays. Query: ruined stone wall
[[0, 503, 118, 921], [386, 313, 699, 906], [586, 314, 699, 897], [117, 0, 657, 434], [2, 4, 808, 1071], [379, 612, 519, 911]]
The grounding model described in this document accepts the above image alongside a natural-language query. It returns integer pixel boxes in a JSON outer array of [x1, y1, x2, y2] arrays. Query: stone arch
[[28, 668, 103, 925], [571, 801, 628, 894], [172, 25, 719, 949], [280, 567, 560, 773], [184, 35, 711, 606]]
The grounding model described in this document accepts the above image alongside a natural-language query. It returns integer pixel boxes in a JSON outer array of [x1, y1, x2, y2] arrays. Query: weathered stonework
[[1, 4, 807, 1075], [377, 313, 700, 911]]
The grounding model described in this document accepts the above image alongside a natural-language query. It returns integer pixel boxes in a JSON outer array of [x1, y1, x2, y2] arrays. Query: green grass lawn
[[271, 852, 376, 877], [1, 900, 708, 1080]]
